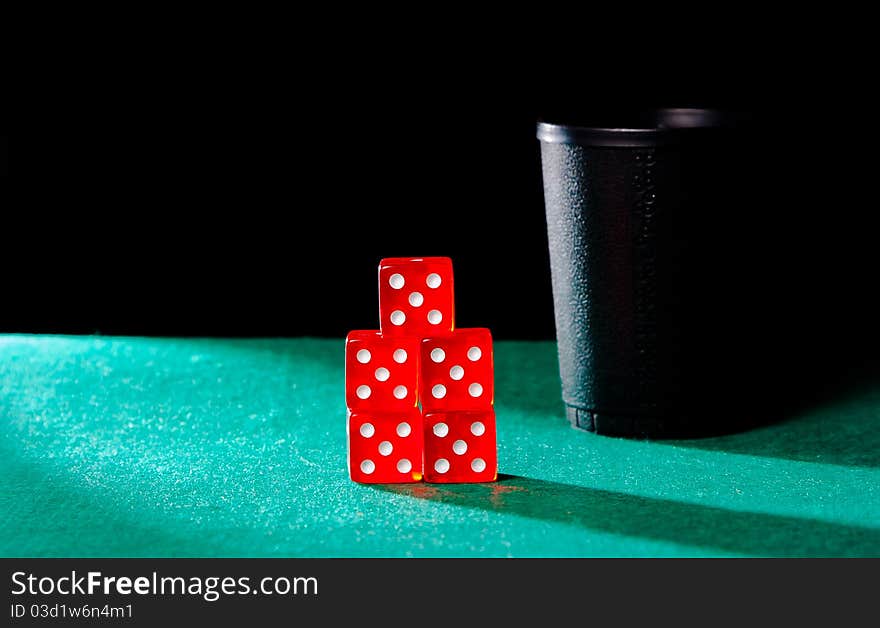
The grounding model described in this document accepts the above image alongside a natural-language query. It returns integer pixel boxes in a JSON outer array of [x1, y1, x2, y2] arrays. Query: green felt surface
[[1, 335, 879, 557]]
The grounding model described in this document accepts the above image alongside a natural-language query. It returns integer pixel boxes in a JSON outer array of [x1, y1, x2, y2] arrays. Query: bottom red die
[[423, 410, 497, 483], [348, 411, 424, 483]]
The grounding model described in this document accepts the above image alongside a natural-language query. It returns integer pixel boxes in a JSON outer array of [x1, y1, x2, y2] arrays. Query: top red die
[[346, 331, 420, 412], [420, 328, 493, 412], [378, 257, 455, 338]]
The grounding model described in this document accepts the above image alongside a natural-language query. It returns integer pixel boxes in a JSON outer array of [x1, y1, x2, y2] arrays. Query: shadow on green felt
[[377, 475, 880, 557], [665, 363, 880, 469], [495, 340, 880, 469]]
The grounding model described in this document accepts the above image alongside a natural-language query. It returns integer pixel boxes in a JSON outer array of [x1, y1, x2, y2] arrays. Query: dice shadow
[[375, 475, 880, 556]]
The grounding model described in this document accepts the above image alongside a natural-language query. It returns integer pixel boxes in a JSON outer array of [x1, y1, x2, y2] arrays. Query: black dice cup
[[537, 109, 774, 438]]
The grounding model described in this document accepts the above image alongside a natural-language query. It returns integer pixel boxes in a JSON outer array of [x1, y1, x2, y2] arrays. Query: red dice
[[345, 331, 420, 412], [378, 257, 455, 338], [348, 411, 424, 483], [423, 410, 497, 483], [420, 328, 493, 412], [346, 257, 496, 484]]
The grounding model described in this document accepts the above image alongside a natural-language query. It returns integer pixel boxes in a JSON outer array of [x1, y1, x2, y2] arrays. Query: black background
[[3, 32, 877, 343]]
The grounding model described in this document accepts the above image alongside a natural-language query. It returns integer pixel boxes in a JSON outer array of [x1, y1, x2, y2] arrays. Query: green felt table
[[2, 335, 879, 557]]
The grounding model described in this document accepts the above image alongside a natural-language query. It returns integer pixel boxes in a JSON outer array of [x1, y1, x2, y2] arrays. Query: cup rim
[[536, 108, 744, 147]]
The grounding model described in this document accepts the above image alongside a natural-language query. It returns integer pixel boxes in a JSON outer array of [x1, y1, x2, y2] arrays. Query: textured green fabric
[[1, 335, 878, 557]]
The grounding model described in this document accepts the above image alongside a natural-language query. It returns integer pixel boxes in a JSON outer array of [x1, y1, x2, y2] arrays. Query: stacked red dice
[[346, 257, 497, 483]]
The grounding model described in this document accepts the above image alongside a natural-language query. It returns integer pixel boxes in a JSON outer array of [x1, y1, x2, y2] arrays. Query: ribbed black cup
[[537, 109, 763, 437]]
